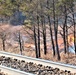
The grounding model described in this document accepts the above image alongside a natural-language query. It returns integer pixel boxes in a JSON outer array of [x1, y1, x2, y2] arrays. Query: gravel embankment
[[0, 56, 75, 75]]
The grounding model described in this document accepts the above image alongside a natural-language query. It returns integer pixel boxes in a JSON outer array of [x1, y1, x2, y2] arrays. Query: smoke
[[68, 43, 75, 54]]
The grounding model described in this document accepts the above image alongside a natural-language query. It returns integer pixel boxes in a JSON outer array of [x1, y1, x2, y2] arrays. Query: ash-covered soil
[[0, 24, 76, 67]]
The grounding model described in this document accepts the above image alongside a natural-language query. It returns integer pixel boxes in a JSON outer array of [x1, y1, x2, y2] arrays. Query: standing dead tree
[[46, 0, 56, 56], [0, 30, 6, 51], [15, 31, 24, 55], [52, 0, 60, 60], [40, 1, 47, 55]]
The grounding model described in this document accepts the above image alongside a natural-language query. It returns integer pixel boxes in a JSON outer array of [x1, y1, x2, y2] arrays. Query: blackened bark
[[37, 15, 41, 57], [2, 39, 5, 51], [48, 16, 55, 56], [65, 6, 69, 53], [66, 19, 69, 53], [55, 17, 60, 60], [43, 18, 47, 55], [1, 33, 6, 51], [34, 25, 38, 58], [19, 32, 22, 55], [63, 5, 67, 54], [53, 0, 60, 60], [41, 16, 47, 55], [71, 7, 76, 54], [74, 17, 76, 54], [63, 24, 67, 54], [40, 2, 47, 55]]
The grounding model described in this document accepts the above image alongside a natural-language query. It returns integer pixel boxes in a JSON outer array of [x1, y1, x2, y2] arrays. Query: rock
[[0, 56, 74, 75]]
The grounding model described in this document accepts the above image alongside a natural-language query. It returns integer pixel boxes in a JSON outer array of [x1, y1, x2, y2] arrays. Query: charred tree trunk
[[47, 0, 55, 56], [64, 6, 69, 53], [72, 8, 76, 54], [43, 17, 47, 55], [63, 24, 67, 54], [22, 39, 24, 51], [66, 21, 69, 53], [55, 17, 60, 60], [41, 16, 47, 55], [53, 0, 60, 60], [1, 33, 6, 51], [2, 39, 5, 51], [40, 2, 47, 55], [34, 25, 38, 58], [63, 5, 67, 54], [18, 32, 22, 55], [37, 15, 41, 57], [48, 16, 56, 56], [73, 15, 76, 54]]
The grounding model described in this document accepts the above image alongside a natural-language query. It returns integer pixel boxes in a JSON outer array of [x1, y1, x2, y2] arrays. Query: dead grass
[[0, 45, 76, 66], [0, 24, 76, 66]]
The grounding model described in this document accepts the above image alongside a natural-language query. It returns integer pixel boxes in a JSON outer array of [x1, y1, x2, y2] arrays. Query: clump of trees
[[0, 0, 76, 60]]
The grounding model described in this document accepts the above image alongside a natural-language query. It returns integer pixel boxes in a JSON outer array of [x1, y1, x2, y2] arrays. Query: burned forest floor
[[0, 24, 76, 66]]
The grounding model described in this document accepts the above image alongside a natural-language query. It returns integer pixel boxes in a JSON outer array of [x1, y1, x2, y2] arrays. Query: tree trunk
[[55, 17, 60, 60], [72, 8, 76, 54], [48, 16, 56, 56], [53, 0, 60, 60], [19, 32, 22, 55], [2, 39, 5, 51], [37, 16, 41, 57], [73, 16, 76, 54], [34, 25, 38, 58], [41, 16, 47, 55], [63, 5, 67, 54]]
